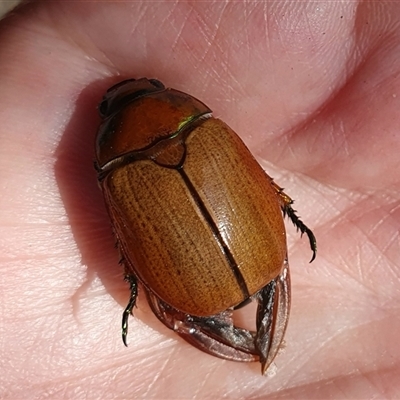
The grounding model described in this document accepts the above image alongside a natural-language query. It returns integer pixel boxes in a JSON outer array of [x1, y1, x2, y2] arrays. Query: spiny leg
[[146, 263, 291, 373], [271, 180, 317, 262], [122, 274, 138, 346], [146, 291, 259, 363], [256, 261, 291, 374]]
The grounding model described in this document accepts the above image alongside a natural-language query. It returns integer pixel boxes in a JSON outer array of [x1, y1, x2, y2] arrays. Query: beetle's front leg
[[121, 274, 138, 346], [256, 260, 290, 374], [271, 181, 317, 262]]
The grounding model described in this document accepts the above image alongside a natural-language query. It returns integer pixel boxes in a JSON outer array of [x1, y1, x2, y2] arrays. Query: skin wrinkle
[[310, 326, 350, 363], [308, 201, 383, 289], [340, 241, 387, 299], [85, 40, 118, 74], [168, 6, 193, 62], [355, 240, 365, 288], [332, 250, 366, 294], [329, 119, 349, 159], [274, 342, 338, 393], [127, 4, 148, 49], [264, 4, 306, 124], [368, 202, 398, 238], [337, 119, 351, 157], [258, 14, 364, 168], [197, 5, 244, 90], [354, 1, 390, 45], [298, 5, 315, 43], [196, 6, 225, 64], [220, 24, 246, 92], [305, 117, 350, 181], [288, 316, 393, 391], [191, 6, 246, 95], [127, 6, 151, 69], [164, 0, 180, 27], [325, 189, 359, 222], [263, 366, 399, 399], [193, 361, 219, 399], [37, 354, 129, 393], [141, 355, 170, 398], [243, 2, 250, 73], [368, 225, 399, 280], [344, 195, 399, 260], [43, 7, 115, 71], [261, 1, 272, 62], [385, 240, 400, 281], [359, 374, 383, 400], [352, 204, 398, 269], [183, 6, 225, 83], [265, 108, 348, 182]]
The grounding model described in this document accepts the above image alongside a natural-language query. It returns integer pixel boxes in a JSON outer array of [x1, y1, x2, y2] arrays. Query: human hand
[[1, 1, 399, 398]]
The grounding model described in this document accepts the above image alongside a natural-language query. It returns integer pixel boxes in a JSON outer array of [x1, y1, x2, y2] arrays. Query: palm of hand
[[1, 2, 399, 398]]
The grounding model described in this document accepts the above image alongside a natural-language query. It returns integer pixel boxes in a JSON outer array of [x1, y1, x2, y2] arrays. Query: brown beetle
[[95, 78, 316, 374]]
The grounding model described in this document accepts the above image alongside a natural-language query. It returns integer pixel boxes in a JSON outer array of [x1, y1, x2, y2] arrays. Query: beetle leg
[[256, 260, 290, 374], [121, 274, 138, 347], [145, 263, 290, 373], [176, 314, 259, 363], [271, 181, 317, 262], [146, 290, 259, 363]]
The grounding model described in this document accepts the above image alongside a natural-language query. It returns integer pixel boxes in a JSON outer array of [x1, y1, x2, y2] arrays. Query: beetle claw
[[121, 274, 138, 347]]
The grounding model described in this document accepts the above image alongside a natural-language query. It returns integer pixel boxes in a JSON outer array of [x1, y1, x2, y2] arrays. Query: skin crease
[[0, 0, 399, 398]]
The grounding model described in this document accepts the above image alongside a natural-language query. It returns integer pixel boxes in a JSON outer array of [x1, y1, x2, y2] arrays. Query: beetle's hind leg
[[146, 262, 290, 374], [145, 264, 290, 373], [121, 274, 138, 346], [255, 260, 291, 374], [146, 291, 259, 363], [271, 181, 317, 262]]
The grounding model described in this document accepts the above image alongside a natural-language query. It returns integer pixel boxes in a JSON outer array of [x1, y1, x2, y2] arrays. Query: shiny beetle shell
[[95, 78, 316, 374]]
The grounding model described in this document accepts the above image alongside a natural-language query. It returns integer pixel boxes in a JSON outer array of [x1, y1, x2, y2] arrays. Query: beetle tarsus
[[121, 275, 138, 347], [271, 181, 317, 263], [283, 205, 317, 262]]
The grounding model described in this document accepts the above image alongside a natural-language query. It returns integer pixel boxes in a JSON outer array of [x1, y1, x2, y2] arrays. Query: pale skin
[[1, 1, 399, 398]]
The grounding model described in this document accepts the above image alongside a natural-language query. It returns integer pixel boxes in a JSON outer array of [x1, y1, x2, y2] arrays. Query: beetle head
[[98, 78, 165, 119]]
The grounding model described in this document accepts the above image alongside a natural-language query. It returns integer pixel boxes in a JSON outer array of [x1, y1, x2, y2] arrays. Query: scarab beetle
[[95, 78, 316, 374]]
